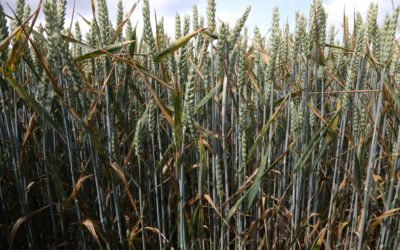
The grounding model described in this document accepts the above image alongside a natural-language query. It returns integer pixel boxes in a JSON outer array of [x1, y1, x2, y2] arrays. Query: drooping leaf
[[82, 219, 103, 250], [66, 174, 93, 207], [8, 205, 50, 250]]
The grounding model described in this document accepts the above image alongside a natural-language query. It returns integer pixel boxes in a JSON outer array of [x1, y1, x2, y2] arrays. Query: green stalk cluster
[[381, 8, 399, 68], [142, 0, 157, 56], [207, 0, 216, 32], [183, 66, 196, 138], [0, 4, 9, 63], [343, 20, 365, 110], [175, 14, 181, 40], [10, 0, 25, 30], [116, 0, 124, 40], [238, 42, 248, 162], [366, 3, 378, 44], [217, 23, 229, 79], [2, 1, 400, 249], [228, 6, 251, 50]]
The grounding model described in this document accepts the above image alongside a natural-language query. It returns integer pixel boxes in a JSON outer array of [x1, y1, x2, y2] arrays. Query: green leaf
[[3, 72, 65, 140], [202, 30, 219, 39], [226, 191, 245, 225], [153, 28, 206, 62], [294, 104, 342, 173], [62, 34, 94, 51], [244, 150, 268, 212], [128, 24, 137, 57], [354, 144, 362, 192], [324, 43, 353, 52], [226, 149, 269, 224], [133, 63, 173, 90], [238, 92, 290, 173], [173, 89, 183, 177], [198, 136, 208, 199], [309, 107, 341, 169], [65, 36, 135, 63], [194, 83, 221, 114]]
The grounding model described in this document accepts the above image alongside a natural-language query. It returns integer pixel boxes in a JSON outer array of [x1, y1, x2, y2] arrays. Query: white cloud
[[217, 10, 242, 27], [1, 0, 200, 37], [3, 0, 398, 41], [323, 0, 397, 31]]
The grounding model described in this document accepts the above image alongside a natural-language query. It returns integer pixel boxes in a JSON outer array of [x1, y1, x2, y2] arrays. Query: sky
[[1, 0, 399, 40]]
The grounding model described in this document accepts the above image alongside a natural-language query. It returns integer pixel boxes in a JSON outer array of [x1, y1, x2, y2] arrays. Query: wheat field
[[0, 0, 400, 249]]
